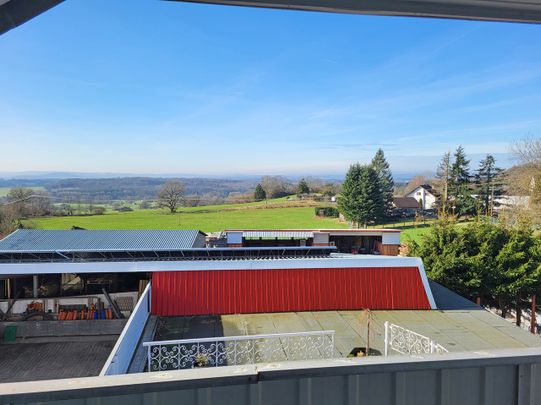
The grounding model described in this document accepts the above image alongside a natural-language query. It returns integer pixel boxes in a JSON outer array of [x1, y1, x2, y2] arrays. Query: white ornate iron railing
[[144, 330, 336, 372], [384, 321, 448, 356]]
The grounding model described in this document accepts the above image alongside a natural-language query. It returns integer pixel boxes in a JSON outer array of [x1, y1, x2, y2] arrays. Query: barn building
[[0, 229, 431, 315], [222, 229, 402, 255], [2, 229, 541, 405]]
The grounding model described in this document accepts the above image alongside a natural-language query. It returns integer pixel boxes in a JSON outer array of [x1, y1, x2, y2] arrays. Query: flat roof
[[0, 246, 337, 264], [0, 340, 116, 383], [127, 281, 539, 374], [0, 229, 206, 253], [148, 308, 541, 368], [0, 254, 425, 274], [226, 228, 401, 234]]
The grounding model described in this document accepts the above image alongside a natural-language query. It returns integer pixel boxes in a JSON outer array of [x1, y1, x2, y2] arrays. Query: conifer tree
[[297, 178, 310, 195], [371, 149, 394, 216], [475, 154, 503, 216], [450, 146, 475, 216], [254, 183, 266, 201], [435, 151, 452, 215], [338, 164, 384, 228]]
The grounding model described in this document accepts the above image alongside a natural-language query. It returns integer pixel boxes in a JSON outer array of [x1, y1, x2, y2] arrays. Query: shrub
[[314, 206, 339, 218]]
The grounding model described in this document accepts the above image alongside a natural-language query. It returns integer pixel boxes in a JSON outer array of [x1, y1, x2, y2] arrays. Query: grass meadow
[[23, 198, 433, 243]]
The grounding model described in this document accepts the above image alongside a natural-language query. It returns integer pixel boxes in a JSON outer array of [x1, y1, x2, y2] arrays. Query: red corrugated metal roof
[[152, 266, 431, 316]]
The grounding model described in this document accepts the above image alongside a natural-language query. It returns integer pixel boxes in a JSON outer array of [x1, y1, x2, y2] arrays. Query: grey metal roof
[[0, 229, 206, 253], [243, 231, 314, 239]]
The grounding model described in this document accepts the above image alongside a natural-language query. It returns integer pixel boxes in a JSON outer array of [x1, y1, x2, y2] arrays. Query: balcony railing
[[384, 321, 448, 356], [143, 330, 335, 371]]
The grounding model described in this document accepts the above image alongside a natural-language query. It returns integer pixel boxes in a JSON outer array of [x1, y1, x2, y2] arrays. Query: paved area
[[0, 340, 116, 383]]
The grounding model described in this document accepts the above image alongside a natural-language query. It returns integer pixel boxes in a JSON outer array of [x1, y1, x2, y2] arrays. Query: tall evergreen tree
[[475, 155, 503, 216], [435, 151, 452, 215], [338, 164, 384, 228], [371, 149, 394, 216], [254, 183, 266, 201], [450, 146, 474, 216], [297, 178, 310, 195]]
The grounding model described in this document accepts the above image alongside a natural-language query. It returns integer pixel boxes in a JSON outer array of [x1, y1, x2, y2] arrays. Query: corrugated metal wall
[[152, 267, 430, 316], [5, 348, 541, 405]]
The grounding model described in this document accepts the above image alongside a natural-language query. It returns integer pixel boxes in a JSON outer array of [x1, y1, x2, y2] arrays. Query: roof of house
[[0, 229, 206, 253], [225, 229, 402, 234], [393, 197, 421, 209], [407, 184, 439, 197]]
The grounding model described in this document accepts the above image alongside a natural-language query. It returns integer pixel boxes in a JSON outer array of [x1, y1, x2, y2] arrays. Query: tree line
[[432, 146, 504, 217], [253, 176, 341, 201], [410, 220, 541, 321], [409, 137, 541, 320]]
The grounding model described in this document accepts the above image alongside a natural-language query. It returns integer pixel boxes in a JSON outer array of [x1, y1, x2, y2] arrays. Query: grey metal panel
[[0, 229, 205, 252], [484, 365, 517, 405], [0, 0, 63, 36], [172, 0, 541, 24], [5, 348, 541, 404], [440, 367, 482, 405], [243, 231, 314, 239], [400, 370, 439, 405], [313, 232, 329, 245]]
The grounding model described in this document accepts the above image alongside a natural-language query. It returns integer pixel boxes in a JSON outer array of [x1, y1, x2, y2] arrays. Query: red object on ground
[[152, 267, 431, 316]]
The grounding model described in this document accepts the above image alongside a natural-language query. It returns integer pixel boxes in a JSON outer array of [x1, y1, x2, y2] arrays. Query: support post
[[531, 295, 537, 334], [384, 321, 389, 356], [33, 275, 38, 298]]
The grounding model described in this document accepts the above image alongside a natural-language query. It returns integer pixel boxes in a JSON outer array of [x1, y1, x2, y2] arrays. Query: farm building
[[1, 229, 541, 404], [221, 229, 402, 255], [0, 229, 427, 315]]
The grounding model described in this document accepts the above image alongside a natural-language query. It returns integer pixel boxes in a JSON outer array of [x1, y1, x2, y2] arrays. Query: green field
[[23, 199, 433, 243], [24, 206, 346, 232]]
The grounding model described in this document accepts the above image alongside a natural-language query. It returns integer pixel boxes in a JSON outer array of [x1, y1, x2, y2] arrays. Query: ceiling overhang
[[171, 0, 541, 23], [0, 0, 64, 35], [1, 0, 540, 37]]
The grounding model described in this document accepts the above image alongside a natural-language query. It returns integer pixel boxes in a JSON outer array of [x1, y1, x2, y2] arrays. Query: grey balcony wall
[[2, 348, 541, 405]]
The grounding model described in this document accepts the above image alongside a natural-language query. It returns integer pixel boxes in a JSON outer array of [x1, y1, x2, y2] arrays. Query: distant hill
[[0, 172, 416, 203], [0, 177, 259, 202]]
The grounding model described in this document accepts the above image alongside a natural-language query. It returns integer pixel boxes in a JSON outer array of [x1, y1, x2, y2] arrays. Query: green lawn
[[24, 206, 348, 233], [23, 200, 437, 244], [400, 225, 432, 242]]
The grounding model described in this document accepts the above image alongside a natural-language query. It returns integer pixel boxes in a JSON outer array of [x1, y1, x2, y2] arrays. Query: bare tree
[[512, 136, 541, 167], [6, 188, 34, 218], [508, 136, 541, 226], [305, 177, 323, 194], [403, 175, 430, 196], [0, 205, 19, 238], [28, 190, 53, 217], [157, 181, 185, 213], [260, 176, 291, 198]]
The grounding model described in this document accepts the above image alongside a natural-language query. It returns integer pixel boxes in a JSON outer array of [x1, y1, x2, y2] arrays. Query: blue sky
[[1, 0, 540, 177]]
